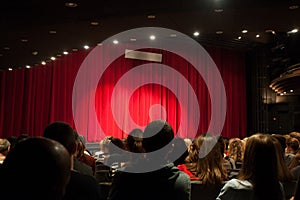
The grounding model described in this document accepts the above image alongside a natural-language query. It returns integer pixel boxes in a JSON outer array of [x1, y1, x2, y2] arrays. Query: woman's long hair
[[238, 133, 283, 200], [228, 138, 244, 163], [186, 133, 227, 185]]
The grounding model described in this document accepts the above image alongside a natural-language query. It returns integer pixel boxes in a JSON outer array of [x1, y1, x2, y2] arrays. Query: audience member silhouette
[[217, 133, 284, 200], [185, 133, 228, 184], [108, 120, 191, 200], [0, 138, 10, 164], [0, 137, 71, 200], [43, 121, 103, 200]]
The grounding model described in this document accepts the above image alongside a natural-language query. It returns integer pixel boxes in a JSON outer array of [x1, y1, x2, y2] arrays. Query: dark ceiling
[[0, 0, 299, 79]]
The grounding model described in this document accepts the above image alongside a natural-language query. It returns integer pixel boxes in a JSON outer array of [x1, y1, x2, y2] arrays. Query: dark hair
[[142, 120, 174, 153], [186, 134, 227, 184], [43, 121, 76, 154], [0, 137, 71, 200], [239, 133, 282, 200], [127, 128, 144, 153]]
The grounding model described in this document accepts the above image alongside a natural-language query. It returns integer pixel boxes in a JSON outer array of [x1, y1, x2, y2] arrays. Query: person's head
[[286, 137, 299, 153], [239, 133, 282, 199], [228, 138, 244, 162], [142, 120, 174, 153], [272, 134, 286, 153], [43, 121, 76, 155], [0, 138, 11, 156], [127, 128, 144, 153], [0, 137, 70, 200], [186, 133, 227, 184], [168, 137, 188, 166]]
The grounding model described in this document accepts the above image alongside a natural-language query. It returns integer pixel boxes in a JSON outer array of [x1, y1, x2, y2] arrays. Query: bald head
[[1, 137, 71, 200]]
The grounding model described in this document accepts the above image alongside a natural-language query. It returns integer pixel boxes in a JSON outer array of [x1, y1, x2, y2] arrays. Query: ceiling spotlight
[[216, 31, 223, 35], [130, 38, 137, 41], [289, 5, 299, 10], [288, 28, 298, 34], [214, 9, 223, 13], [84, 45, 89, 50], [72, 48, 78, 51], [170, 34, 177, 38], [41, 61, 46, 65], [147, 15, 156, 19], [238, 36, 242, 40], [3, 47, 10, 50], [63, 51, 69, 55], [21, 39, 28, 42], [242, 29, 248, 34], [265, 29, 276, 34], [283, 91, 287, 94], [25, 65, 30, 69], [32, 51, 38, 55], [150, 35, 156, 40], [280, 93, 284, 96], [290, 89, 294, 93], [8, 68, 13, 71], [50, 57, 56, 61], [49, 30, 57, 34], [90, 21, 99, 26], [113, 40, 119, 44], [193, 31, 200, 37], [65, 2, 78, 8], [256, 34, 260, 38]]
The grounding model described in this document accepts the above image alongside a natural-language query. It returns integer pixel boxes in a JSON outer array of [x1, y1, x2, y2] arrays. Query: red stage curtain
[[0, 46, 246, 142]]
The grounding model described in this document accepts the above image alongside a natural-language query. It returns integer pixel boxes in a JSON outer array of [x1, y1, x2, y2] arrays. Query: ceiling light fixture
[[32, 51, 38, 55], [149, 35, 156, 40], [63, 51, 68, 55], [147, 15, 156, 19], [290, 89, 294, 93], [21, 39, 28, 42], [49, 30, 57, 34], [216, 31, 223, 35], [72, 48, 78, 51], [193, 31, 200, 37], [170, 34, 177, 38], [50, 57, 56, 61], [289, 28, 298, 34], [214, 9, 223, 13], [289, 5, 299, 10], [8, 68, 13, 71], [238, 36, 242, 40], [90, 21, 99, 26], [242, 29, 248, 34], [84, 45, 89, 50], [130, 38, 137, 41], [3, 47, 10, 50], [41, 61, 46, 65], [256, 34, 260, 38], [113, 40, 119, 44], [25, 65, 30, 69], [65, 2, 78, 8]]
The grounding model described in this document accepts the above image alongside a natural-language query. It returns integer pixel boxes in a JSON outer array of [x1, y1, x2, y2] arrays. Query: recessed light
[[283, 92, 287, 94], [97, 43, 103, 46], [63, 51, 69, 55], [290, 89, 294, 93], [149, 35, 156, 40], [32, 51, 38, 55], [50, 57, 56, 61], [41, 61, 46, 65], [193, 31, 200, 36], [170, 34, 177, 38], [242, 29, 248, 34], [56, 54, 62, 57], [49, 30, 57, 34], [83, 45, 89, 50], [90, 21, 99, 26], [72, 48, 78, 51], [216, 31, 223, 35], [130, 38, 137, 41], [25, 65, 31, 69], [113, 40, 119, 44], [8, 68, 13, 71], [3, 47, 10, 50], [289, 5, 299, 10], [147, 15, 156, 19], [280, 93, 284, 96], [21, 39, 28, 42], [65, 2, 78, 8], [214, 9, 223, 13], [238, 36, 242, 40], [256, 34, 260, 38], [289, 28, 298, 33]]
